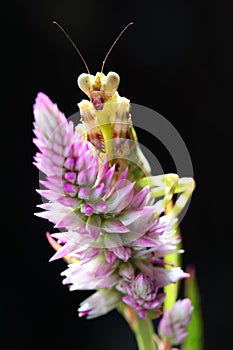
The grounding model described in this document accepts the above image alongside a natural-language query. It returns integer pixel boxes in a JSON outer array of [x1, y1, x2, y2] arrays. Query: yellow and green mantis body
[[77, 70, 195, 221], [78, 71, 151, 181]]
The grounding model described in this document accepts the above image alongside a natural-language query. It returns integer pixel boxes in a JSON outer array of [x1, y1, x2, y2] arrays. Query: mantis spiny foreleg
[[138, 174, 195, 219]]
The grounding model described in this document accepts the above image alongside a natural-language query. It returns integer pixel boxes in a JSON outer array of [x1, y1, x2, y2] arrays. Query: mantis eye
[[105, 72, 120, 92], [77, 73, 92, 96]]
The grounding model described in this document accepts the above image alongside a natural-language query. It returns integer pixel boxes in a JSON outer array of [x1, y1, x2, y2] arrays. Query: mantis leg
[[138, 174, 195, 219], [78, 100, 106, 153]]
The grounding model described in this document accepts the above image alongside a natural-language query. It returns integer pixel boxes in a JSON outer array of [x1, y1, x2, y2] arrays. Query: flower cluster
[[33, 93, 189, 320], [158, 298, 193, 346]]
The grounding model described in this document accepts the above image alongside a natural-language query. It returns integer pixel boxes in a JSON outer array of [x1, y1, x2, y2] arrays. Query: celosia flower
[[158, 298, 193, 345], [33, 93, 189, 319], [122, 273, 166, 318]]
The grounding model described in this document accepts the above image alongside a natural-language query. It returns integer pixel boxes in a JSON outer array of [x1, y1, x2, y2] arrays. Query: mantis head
[[77, 72, 120, 110]]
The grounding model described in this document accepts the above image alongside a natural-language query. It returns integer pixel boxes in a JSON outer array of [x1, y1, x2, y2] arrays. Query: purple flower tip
[[122, 273, 163, 318], [158, 298, 193, 346], [81, 203, 94, 215], [63, 183, 78, 196]]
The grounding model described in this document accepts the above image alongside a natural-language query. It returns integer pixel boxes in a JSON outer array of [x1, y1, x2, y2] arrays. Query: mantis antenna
[[101, 22, 134, 73], [53, 21, 90, 74]]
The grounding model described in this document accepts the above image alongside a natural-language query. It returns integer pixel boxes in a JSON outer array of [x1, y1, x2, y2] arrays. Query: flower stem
[[117, 304, 157, 350], [133, 315, 157, 350]]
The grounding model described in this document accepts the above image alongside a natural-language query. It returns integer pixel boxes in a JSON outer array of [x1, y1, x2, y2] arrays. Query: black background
[[3, 0, 233, 349]]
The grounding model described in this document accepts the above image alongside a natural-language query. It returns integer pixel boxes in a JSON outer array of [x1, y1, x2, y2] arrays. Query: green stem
[[117, 304, 158, 350], [133, 316, 157, 350]]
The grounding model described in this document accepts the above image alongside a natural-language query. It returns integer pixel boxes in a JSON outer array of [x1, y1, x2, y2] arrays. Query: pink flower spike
[[33, 93, 195, 323], [121, 273, 163, 318], [33, 93, 75, 178], [158, 298, 193, 346]]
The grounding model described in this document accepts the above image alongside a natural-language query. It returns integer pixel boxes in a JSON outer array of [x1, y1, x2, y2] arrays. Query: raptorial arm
[[138, 174, 195, 219]]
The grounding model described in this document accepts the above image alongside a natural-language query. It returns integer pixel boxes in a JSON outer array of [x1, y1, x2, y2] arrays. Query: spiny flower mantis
[[33, 21, 198, 350], [53, 21, 195, 212]]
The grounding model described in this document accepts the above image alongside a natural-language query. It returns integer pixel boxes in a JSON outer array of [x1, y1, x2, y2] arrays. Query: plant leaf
[[182, 265, 204, 350]]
